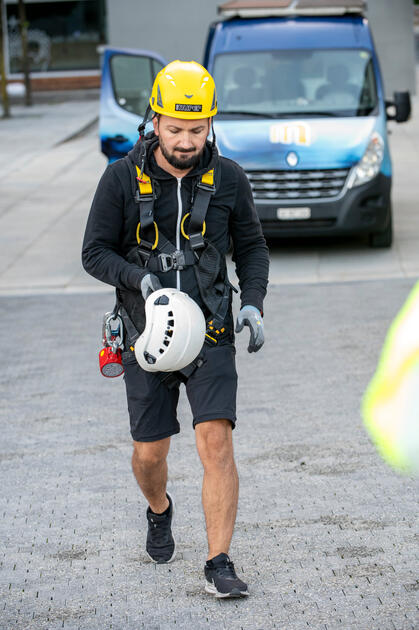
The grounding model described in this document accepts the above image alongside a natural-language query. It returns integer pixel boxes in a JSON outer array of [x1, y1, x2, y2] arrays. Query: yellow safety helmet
[[150, 60, 217, 120]]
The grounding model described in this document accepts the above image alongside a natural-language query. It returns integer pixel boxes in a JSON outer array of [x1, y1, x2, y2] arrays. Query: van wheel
[[369, 210, 393, 248]]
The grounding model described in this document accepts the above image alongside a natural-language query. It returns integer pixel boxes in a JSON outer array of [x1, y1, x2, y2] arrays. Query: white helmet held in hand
[[135, 288, 206, 372]]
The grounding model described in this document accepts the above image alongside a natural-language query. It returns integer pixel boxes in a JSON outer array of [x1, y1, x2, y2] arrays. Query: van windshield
[[213, 49, 378, 117]]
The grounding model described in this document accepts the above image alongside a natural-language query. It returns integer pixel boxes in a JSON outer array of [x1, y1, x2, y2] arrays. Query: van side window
[[110, 54, 163, 116]]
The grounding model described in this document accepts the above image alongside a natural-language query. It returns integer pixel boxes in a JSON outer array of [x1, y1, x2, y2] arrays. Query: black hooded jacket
[[82, 132, 269, 334]]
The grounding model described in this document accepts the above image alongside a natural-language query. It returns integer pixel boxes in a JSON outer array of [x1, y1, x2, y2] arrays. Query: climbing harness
[[100, 129, 236, 387], [131, 161, 235, 331], [133, 165, 215, 266]]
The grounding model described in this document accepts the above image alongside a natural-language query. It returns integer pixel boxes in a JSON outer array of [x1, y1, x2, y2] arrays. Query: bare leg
[[132, 438, 171, 514], [195, 419, 239, 561]]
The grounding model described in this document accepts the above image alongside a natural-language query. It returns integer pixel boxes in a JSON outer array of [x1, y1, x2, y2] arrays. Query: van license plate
[[277, 207, 311, 220]]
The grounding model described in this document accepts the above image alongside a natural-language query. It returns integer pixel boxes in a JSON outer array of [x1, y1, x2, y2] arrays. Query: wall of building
[[366, 0, 415, 96], [106, 0, 416, 97], [105, 0, 219, 64]]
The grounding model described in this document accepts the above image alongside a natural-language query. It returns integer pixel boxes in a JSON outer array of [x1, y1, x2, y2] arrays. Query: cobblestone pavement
[[0, 279, 418, 630]]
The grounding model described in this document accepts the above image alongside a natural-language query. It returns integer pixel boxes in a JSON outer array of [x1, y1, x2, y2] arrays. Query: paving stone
[[0, 281, 418, 629]]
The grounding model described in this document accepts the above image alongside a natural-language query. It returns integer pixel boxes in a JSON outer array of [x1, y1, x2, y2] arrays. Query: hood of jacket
[[127, 131, 219, 181]]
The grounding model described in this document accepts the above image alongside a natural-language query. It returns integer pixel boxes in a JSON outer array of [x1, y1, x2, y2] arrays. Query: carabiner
[[103, 313, 124, 352]]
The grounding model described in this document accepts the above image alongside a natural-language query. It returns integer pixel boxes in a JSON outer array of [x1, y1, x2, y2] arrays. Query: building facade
[[1, 0, 416, 95], [106, 0, 416, 97]]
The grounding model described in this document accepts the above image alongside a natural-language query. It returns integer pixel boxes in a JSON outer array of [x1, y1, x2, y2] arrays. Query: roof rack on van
[[218, 0, 366, 18]]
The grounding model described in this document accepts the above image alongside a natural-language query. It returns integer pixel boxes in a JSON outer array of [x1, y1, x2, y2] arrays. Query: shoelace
[[148, 515, 171, 544], [214, 560, 237, 579]]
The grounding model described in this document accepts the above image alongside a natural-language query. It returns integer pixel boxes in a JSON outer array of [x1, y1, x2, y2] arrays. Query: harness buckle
[[158, 250, 187, 272], [189, 232, 205, 250], [135, 190, 154, 202], [172, 250, 186, 270], [135, 189, 154, 205], [137, 239, 153, 255], [159, 253, 174, 272], [205, 332, 218, 346], [196, 181, 216, 194], [197, 167, 216, 194]]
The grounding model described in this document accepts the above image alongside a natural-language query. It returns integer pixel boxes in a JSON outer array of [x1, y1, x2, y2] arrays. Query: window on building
[[6, 0, 106, 73]]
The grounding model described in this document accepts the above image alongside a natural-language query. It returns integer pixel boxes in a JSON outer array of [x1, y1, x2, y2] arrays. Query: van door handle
[[108, 134, 129, 143]]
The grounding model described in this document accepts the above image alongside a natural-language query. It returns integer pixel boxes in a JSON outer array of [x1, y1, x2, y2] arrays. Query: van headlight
[[348, 132, 384, 188]]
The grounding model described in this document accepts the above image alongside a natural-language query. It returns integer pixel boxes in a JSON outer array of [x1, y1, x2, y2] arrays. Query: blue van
[[99, 1, 410, 247]]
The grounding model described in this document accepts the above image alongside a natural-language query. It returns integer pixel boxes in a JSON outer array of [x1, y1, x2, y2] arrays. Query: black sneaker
[[146, 492, 176, 564], [204, 553, 249, 598]]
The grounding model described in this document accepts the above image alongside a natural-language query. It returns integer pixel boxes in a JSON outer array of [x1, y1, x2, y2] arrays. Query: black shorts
[[122, 344, 238, 442]]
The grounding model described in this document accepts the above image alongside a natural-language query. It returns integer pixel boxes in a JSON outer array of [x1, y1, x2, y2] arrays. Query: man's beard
[[159, 136, 203, 171]]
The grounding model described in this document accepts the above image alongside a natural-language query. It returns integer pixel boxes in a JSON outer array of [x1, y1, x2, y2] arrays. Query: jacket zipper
[[176, 178, 183, 290]]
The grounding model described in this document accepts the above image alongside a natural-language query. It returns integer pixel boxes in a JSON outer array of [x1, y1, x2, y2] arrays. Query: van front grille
[[246, 168, 350, 200]]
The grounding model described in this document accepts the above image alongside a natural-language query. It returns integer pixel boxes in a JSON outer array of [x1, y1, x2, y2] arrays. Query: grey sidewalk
[[0, 97, 106, 295], [0, 98, 99, 176], [0, 280, 418, 630]]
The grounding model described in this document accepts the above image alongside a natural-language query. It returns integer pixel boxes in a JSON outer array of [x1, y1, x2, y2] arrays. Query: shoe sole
[[205, 581, 249, 598], [146, 491, 177, 564]]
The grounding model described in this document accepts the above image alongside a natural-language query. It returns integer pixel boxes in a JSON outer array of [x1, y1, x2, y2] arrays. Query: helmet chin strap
[[137, 104, 152, 140], [137, 104, 153, 179], [211, 118, 216, 148]]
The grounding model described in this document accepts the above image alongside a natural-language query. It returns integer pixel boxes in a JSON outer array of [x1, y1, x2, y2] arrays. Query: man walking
[[82, 60, 269, 598]]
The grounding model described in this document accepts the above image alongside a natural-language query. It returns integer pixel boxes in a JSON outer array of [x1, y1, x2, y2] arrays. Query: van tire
[[369, 209, 393, 248]]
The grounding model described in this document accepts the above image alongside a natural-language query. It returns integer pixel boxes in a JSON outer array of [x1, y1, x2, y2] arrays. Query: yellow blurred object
[[362, 281, 419, 475]]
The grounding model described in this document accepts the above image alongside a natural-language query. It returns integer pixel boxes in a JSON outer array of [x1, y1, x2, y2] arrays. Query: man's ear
[[152, 115, 159, 136]]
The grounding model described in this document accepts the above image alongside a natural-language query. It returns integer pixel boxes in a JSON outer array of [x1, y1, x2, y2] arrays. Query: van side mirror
[[386, 91, 411, 123]]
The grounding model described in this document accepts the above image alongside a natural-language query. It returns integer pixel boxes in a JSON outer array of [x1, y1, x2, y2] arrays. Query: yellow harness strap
[[135, 166, 153, 195], [134, 166, 213, 248], [201, 169, 214, 187], [135, 166, 213, 195]]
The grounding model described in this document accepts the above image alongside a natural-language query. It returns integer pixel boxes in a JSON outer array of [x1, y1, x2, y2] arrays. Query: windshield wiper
[[217, 110, 341, 118], [288, 111, 339, 117], [218, 109, 375, 118], [356, 106, 376, 116]]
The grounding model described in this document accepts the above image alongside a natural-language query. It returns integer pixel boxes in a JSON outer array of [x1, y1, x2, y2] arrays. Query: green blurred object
[[362, 281, 419, 476]]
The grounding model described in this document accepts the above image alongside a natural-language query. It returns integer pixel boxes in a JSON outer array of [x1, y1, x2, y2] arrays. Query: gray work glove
[[140, 273, 162, 301], [235, 305, 264, 353]]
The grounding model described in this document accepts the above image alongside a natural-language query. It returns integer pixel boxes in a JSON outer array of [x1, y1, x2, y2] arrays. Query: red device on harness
[[99, 346, 124, 377], [99, 312, 124, 378]]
